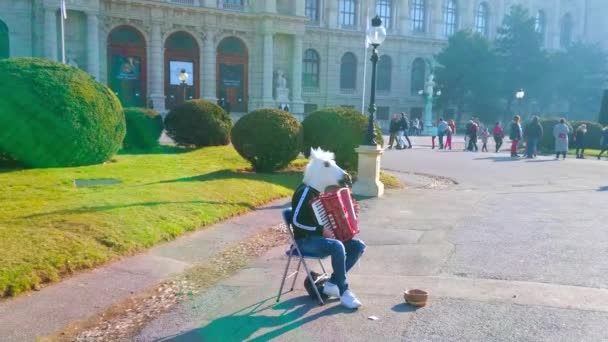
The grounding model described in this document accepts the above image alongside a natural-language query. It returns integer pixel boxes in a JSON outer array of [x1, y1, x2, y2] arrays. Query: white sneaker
[[322, 281, 340, 298], [340, 290, 362, 309]]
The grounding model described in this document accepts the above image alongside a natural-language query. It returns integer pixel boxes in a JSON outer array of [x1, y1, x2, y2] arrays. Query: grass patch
[[380, 171, 403, 189], [0, 146, 302, 297], [567, 148, 604, 157]]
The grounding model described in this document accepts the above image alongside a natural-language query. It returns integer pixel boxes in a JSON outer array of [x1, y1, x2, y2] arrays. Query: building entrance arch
[[217, 37, 248, 113], [164, 31, 200, 109], [107, 25, 147, 107]]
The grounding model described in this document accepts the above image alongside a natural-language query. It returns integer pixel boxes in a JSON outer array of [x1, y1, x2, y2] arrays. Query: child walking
[[480, 127, 490, 152]]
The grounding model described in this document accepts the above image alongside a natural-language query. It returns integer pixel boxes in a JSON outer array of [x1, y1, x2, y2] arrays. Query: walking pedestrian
[[480, 127, 490, 152], [553, 118, 570, 160], [388, 114, 400, 149], [437, 118, 448, 150], [493, 122, 504, 153], [413, 118, 420, 136], [524, 116, 543, 159], [445, 119, 456, 150], [598, 127, 608, 160], [574, 124, 588, 159], [431, 124, 438, 149], [509, 115, 522, 158], [398, 113, 413, 149], [418, 119, 424, 136], [467, 120, 479, 152]]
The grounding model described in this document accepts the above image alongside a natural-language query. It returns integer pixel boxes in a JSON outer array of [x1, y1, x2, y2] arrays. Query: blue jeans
[[526, 137, 539, 158], [296, 236, 366, 295]]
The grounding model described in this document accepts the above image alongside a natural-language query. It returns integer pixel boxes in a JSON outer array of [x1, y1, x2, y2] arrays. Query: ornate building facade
[[1, 0, 605, 125]]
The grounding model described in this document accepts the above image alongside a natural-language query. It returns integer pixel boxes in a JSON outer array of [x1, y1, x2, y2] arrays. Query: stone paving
[[135, 137, 608, 341]]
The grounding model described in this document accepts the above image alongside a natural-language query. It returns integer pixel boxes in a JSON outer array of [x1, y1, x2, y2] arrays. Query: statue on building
[[67, 54, 79, 68], [274, 69, 290, 104], [425, 73, 435, 97]]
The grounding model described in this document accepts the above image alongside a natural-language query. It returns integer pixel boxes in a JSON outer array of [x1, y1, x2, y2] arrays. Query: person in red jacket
[[493, 122, 504, 153], [445, 119, 456, 150]]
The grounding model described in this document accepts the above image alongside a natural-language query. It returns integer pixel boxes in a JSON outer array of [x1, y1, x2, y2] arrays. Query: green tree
[[435, 30, 500, 124], [494, 5, 549, 119], [599, 90, 608, 126], [551, 42, 607, 119]]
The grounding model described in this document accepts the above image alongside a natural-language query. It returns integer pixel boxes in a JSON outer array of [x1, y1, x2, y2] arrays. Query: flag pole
[[361, 6, 371, 114], [60, 0, 66, 64]]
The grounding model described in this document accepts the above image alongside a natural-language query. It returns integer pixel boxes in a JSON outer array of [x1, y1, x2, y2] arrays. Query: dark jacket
[[389, 119, 400, 134], [575, 130, 587, 145], [510, 122, 522, 140], [291, 184, 323, 239], [525, 120, 544, 139], [399, 118, 409, 131]]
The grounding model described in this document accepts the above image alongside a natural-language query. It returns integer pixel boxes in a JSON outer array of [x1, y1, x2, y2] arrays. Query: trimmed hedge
[[302, 107, 383, 170], [0, 58, 125, 167], [123, 107, 163, 150], [232, 109, 302, 173], [572, 121, 604, 149], [164, 100, 231, 147]]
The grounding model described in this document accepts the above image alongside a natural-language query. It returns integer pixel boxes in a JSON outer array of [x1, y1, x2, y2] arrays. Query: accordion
[[310, 187, 360, 242]]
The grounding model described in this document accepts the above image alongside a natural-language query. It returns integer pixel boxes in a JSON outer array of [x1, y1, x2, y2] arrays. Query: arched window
[[474, 2, 489, 37], [107, 26, 147, 107], [340, 52, 357, 90], [377, 55, 392, 92], [305, 0, 319, 24], [534, 10, 546, 37], [411, 58, 426, 95], [0, 20, 8, 59], [376, 0, 392, 29], [561, 13, 573, 48], [444, 0, 458, 37], [339, 0, 357, 28], [411, 0, 426, 33], [303, 49, 320, 89]]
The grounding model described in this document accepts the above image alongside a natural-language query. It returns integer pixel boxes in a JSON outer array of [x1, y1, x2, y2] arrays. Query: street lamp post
[[353, 16, 387, 198], [178, 69, 189, 105], [516, 88, 525, 117]]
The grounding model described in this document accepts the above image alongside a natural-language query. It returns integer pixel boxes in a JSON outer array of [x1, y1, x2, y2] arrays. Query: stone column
[[294, 0, 305, 16], [86, 13, 100, 80], [291, 35, 304, 117], [261, 29, 274, 107], [149, 23, 165, 112], [44, 8, 58, 61], [201, 31, 216, 101], [353, 146, 385, 197], [327, 0, 338, 29], [431, 0, 443, 38], [399, 0, 410, 35]]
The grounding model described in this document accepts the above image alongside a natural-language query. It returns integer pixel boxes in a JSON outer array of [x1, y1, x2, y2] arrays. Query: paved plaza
[[136, 137, 608, 341]]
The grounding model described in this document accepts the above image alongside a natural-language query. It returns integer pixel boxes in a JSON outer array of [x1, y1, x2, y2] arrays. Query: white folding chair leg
[[300, 256, 325, 305], [276, 251, 294, 303], [290, 258, 303, 291], [318, 259, 326, 275]]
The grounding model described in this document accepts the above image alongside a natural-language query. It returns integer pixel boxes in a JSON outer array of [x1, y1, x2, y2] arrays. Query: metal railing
[[169, 0, 199, 6], [218, 0, 244, 11]]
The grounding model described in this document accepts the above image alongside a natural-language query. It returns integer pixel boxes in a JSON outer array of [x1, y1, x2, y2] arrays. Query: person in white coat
[[553, 118, 570, 160]]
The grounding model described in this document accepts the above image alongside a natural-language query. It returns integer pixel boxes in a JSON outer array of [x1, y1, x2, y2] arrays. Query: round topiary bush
[[571, 121, 604, 149], [123, 107, 163, 150], [164, 100, 231, 147], [0, 58, 125, 167], [302, 107, 383, 170], [231, 109, 302, 173]]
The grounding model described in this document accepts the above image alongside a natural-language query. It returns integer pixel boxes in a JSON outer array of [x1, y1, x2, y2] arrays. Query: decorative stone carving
[[274, 69, 289, 103]]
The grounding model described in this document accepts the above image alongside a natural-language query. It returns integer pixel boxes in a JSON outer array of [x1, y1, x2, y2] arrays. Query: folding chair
[[276, 208, 328, 305]]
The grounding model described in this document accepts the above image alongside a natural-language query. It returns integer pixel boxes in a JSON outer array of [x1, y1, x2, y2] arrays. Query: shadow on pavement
[[474, 157, 521, 162], [391, 303, 419, 313], [598, 186, 608, 192], [155, 295, 353, 342]]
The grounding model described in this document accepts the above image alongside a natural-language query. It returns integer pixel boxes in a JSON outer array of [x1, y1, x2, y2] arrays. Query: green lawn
[[568, 148, 606, 157], [0, 146, 302, 297]]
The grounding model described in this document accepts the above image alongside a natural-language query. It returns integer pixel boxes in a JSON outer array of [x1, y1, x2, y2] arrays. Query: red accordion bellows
[[310, 188, 360, 241]]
